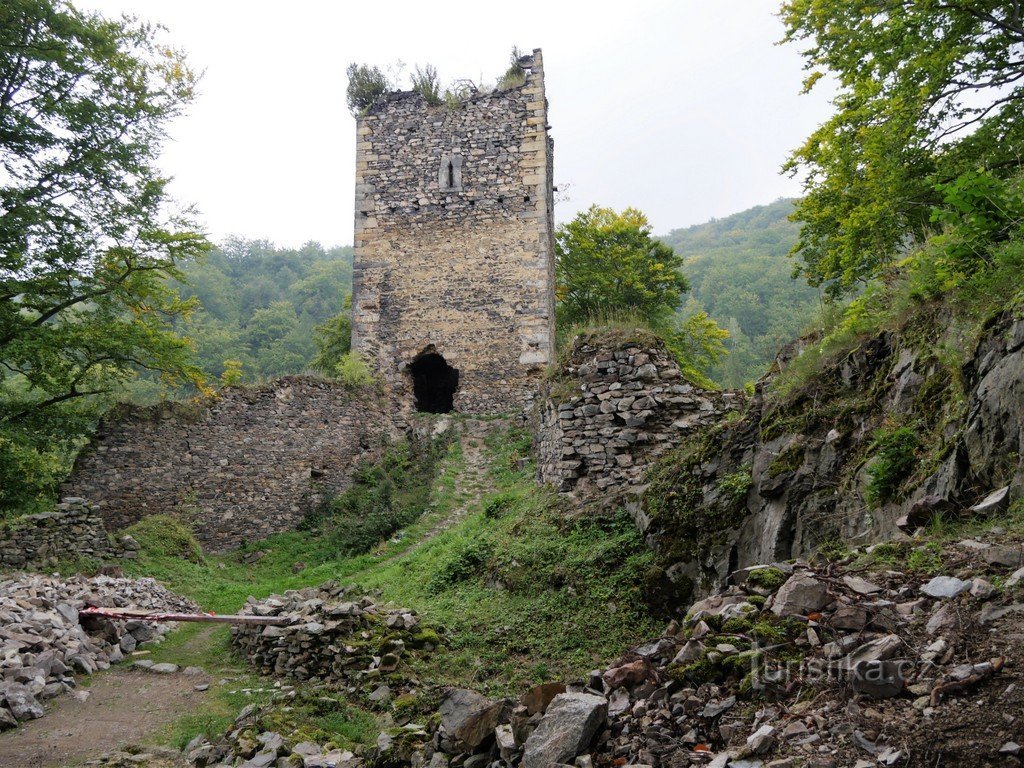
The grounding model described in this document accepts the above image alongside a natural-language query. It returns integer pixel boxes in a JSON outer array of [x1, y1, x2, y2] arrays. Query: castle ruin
[[350, 49, 555, 415]]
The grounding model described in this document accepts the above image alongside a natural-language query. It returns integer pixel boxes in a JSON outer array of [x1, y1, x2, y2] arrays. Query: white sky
[[80, 0, 832, 248]]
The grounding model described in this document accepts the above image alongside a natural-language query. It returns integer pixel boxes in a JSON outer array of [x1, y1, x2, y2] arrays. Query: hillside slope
[[661, 199, 818, 387], [640, 297, 1024, 601]]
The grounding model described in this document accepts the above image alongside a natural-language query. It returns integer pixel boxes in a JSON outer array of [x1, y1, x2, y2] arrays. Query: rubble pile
[[0, 573, 198, 730], [230, 581, 439, 686], [201, 537, 1024, 768], [394, 537, 1024, 768]]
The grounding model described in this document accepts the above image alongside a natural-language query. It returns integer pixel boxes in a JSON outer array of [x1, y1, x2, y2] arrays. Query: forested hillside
[[661, 199, 820, 387], [174, 239, 353, 384]]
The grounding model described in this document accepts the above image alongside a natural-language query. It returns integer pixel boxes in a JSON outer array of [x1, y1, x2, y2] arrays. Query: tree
[[555, 206, 689, 326], [311, 296, 353, 376], [0, 0, 206, 511], [781, 0, 1024, 294], [346, 63, 390, 115]]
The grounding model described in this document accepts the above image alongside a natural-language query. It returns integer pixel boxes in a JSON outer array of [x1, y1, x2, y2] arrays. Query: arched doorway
[[409, 346, 459, 413]]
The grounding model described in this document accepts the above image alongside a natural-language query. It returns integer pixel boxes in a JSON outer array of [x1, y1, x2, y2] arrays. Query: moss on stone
[[767, 443, 804, 478], [745, 566, 788, 592]]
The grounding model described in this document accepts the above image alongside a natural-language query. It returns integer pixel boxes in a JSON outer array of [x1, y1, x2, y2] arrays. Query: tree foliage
[[556, 206, 689, 326], [173, 240, 354, 384], [345, 62, 390, 115], [0, 0, 206, 512], [662, 199, 820, 387], [782, 0, 1024, 294]]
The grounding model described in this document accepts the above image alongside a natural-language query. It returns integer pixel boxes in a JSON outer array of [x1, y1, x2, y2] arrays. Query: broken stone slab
[[439, 688, 510, 751], [771, 572, 830, 617], [926, 603, 961, 635], [521, 693, 607, 768], [746, 724, 777, 755], [982, 544, 1024, 568], [851, 660, 905, 698], [1, 682, 44, 721], [920, 576, 971, 599], [898, 495, 957, 531], [687, 593, 753, 619], [845, 634, 903, 667], [1007, 566, 1024, 588], [969, 486, 1010, 516], [521, 682, 566, 715], [842, 575, 883, 595], [700, 696, 736, 718], [980, 602, 1024, 623]]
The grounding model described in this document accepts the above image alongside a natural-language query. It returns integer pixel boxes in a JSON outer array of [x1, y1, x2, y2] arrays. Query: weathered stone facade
[[537, 333, 745, 498], [351, 49, 555, 416], [61, 377, 386, 551], [0, 499, 125, 571]]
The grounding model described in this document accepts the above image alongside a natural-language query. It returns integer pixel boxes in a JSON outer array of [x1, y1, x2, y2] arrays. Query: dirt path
[[0, 628, 216, 768]]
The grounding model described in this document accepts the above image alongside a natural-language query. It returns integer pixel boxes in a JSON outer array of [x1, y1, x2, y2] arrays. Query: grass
[[109, 416, 663, 747]]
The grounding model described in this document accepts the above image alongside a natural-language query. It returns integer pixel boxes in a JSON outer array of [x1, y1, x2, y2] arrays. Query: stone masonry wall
[[0, 498, 126, 571], [62, 377, 386, 552], [538, 333, 745, 498], [351, 48, 555, 415]]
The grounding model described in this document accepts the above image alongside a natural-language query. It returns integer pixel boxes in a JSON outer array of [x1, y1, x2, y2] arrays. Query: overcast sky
[[81, 0, 832, 248]]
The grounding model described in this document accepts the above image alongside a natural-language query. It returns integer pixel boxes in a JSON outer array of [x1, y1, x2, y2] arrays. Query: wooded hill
[[662, 199, 819, 388]]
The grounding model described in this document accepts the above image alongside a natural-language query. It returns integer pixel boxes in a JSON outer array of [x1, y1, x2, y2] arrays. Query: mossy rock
[[745, 566, 788, 592], [409, 628, 441, 649]]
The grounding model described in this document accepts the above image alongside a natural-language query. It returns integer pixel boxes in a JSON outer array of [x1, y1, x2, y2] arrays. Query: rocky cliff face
[[640, 309, 1024, 601]]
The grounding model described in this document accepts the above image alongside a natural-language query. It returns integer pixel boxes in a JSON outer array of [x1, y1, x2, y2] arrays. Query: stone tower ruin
[[350, 49, 555, 415]]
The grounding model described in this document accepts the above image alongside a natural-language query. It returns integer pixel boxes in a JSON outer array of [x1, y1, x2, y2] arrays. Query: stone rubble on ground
[[229, 581, 437, 686], [0, 572, 197, 730], [192, 535, 1024, 768]]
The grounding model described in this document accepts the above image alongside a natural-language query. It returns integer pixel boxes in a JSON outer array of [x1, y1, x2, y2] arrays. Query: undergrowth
[[117, 416, 662, 720]]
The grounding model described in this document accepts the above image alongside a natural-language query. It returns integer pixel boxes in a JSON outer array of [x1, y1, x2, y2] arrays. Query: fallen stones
[[969, 486, 1010, 516], [851, 660, 905, 698], [230, 581, 435, 686], [0, 572, 196, 729], [771, 572, 830, 616], [920, 575, 972, 599], [439, 688, 509, 751], [521, 693, 607, 768]]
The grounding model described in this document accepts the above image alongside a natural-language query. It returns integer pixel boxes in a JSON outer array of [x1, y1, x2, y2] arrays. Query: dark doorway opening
[[409, 347, 459, 413]]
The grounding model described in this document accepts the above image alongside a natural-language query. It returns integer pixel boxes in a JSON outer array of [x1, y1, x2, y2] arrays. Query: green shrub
[[345, 63, 389, 115], [496, 48, 526, 90], [745, 566, 787, 592], [334, 351, 374, 390], [317, 437, 447, 555], [410, 64, 442, 105], [124, 515, 205, 564], [865, 427, 921, 506], [483, 492, 517, 519], [428, 539, 493, 592], [718, 468, 753, 503]]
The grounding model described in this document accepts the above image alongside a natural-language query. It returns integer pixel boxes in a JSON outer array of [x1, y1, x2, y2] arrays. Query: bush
[[428, 539, 493, 592], [496, 48, 526, 90], [346, 63, 389, 115], [334, 352, 374, 390], [318, 437, 447, 555], [865, 427, 921, 507], [124, 515, 205, 564], [483, 492, 517, 519], [411, 64, 442, 106]]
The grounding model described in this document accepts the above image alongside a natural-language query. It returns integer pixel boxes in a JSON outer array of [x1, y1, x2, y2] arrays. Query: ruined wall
[[537, 332, 745, 499], [62, 377, 386, 551], [0, 499, 127, 571], [351, 49, 555, 416]]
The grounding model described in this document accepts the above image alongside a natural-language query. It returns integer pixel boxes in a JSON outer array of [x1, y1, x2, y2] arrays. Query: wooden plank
[[79, 606, 292, 626]]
